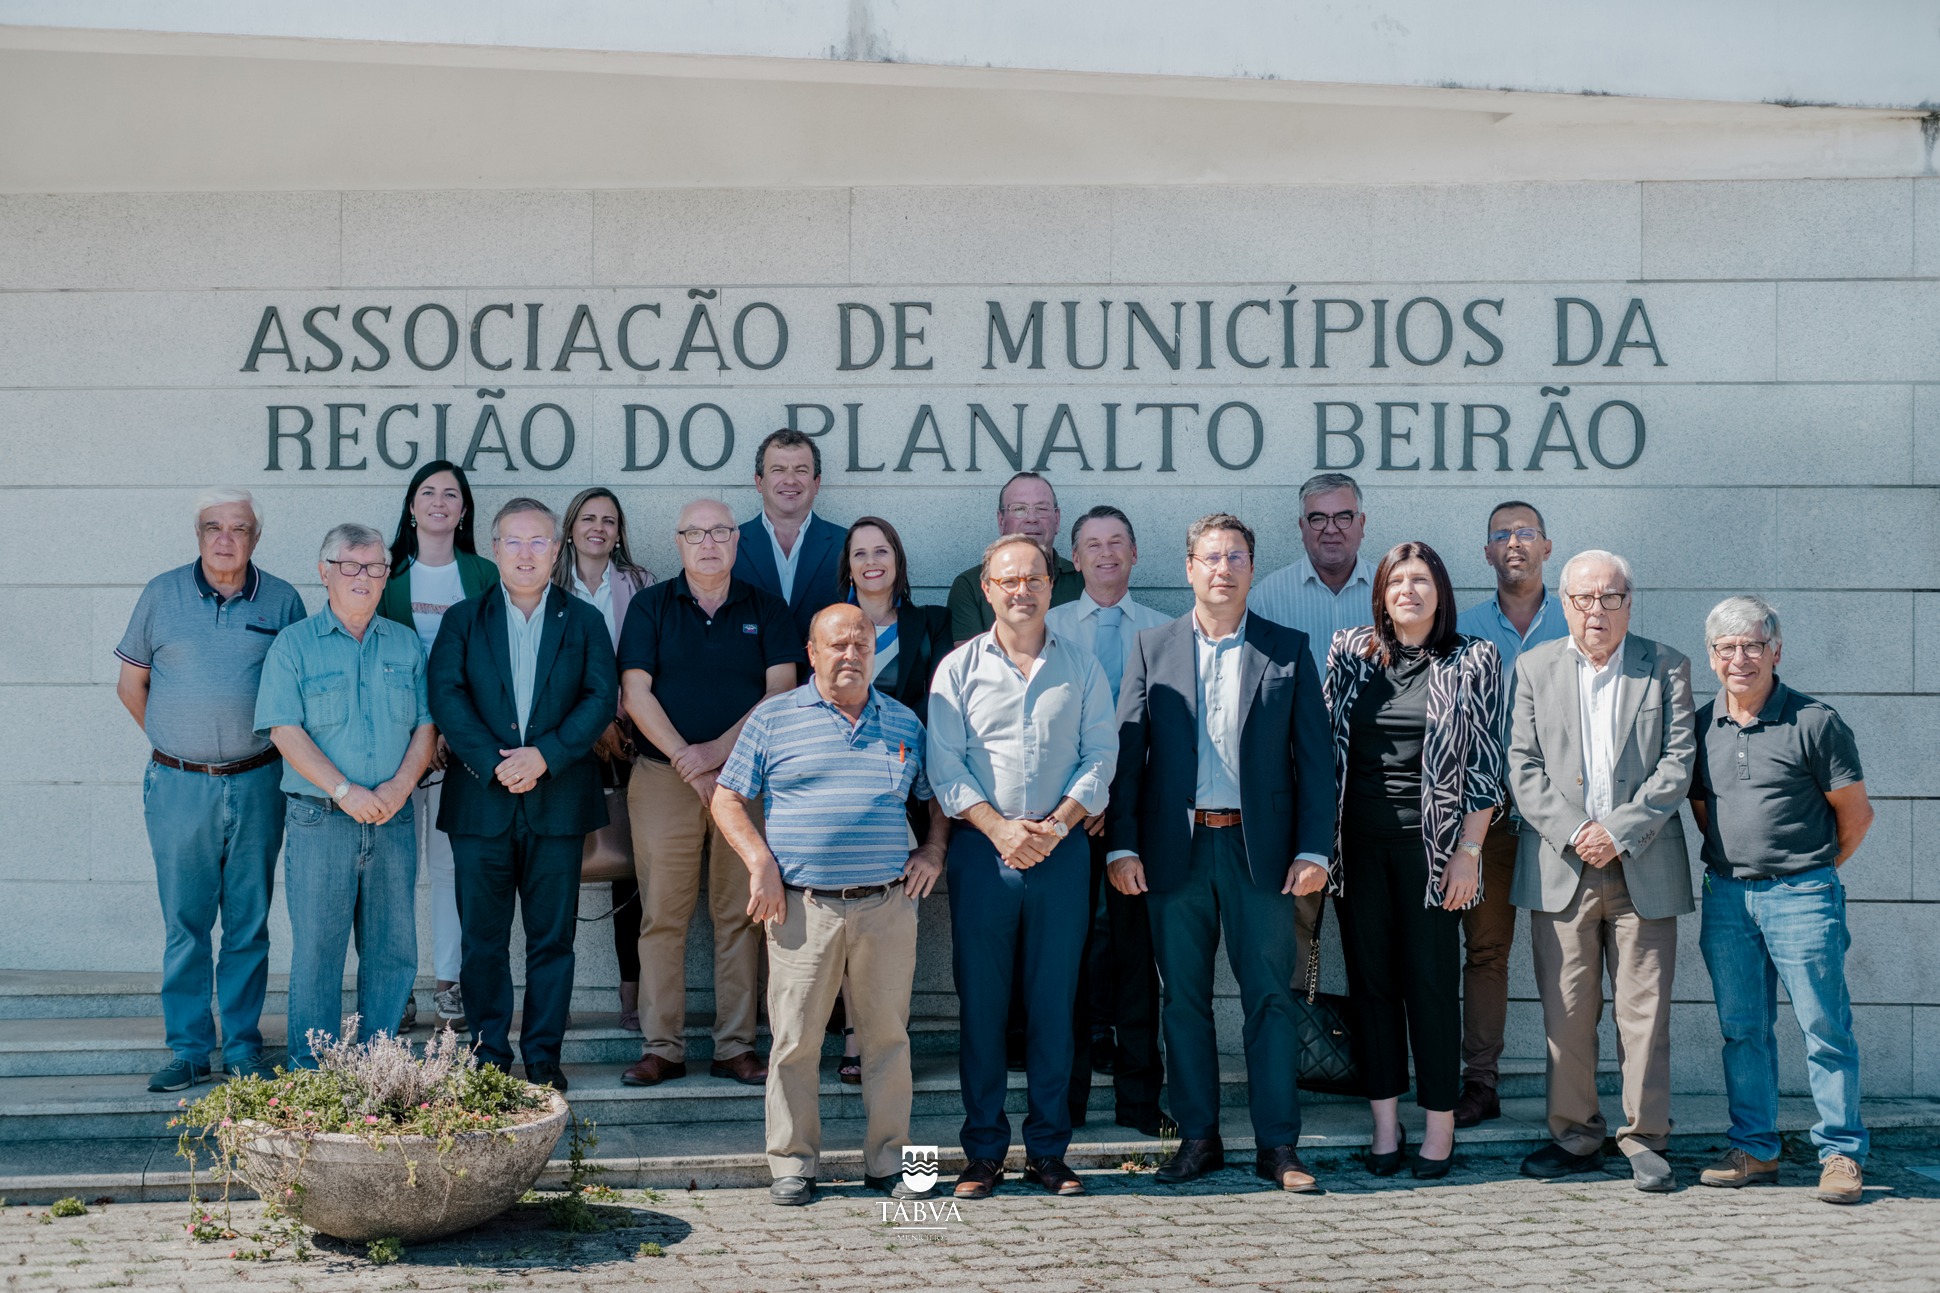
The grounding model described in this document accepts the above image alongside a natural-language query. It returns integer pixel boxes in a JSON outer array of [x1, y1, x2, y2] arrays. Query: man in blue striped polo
[[713, 603, 950, 1208]]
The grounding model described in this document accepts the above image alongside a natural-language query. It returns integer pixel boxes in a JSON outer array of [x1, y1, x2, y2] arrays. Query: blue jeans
[[282, 795, 419, 1069], [141, 759, 285, 1069], [1699, 865, 1867, 1164]]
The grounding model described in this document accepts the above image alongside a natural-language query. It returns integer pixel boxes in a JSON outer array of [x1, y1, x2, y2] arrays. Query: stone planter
[[235, 1090, 570, 1243]]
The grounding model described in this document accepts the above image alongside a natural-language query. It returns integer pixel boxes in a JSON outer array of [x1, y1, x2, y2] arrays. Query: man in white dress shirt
[[1044, 505, 1172, 1134], [929, 534, 1119, 1200]]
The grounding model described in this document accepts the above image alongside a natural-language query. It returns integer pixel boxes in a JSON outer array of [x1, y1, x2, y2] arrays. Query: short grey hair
[[319, 522, 385, 563], [192, 487, 261, 531], [1705, 595, 1782, 651], [1560, 549, 1634, 595], [491, 496, 558, 540], [1298, 472, 1363, 510]]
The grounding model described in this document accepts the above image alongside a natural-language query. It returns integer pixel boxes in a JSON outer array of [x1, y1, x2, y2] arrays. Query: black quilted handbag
[[1293, 893, 1366, 1096]]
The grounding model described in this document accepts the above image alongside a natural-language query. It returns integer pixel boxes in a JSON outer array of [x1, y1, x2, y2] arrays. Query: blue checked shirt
[[254, 606, 432, 796]]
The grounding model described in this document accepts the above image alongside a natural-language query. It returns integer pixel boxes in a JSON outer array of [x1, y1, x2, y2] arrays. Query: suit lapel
[[1157, 614, 1198, 732], [533, 585, 568, 702], [1613, 634, 1653, 766], [795, 517, 838, 612], [480, 589, 516, 713], [1237, 613, 1270, 728], [739, 520, 780, 598]]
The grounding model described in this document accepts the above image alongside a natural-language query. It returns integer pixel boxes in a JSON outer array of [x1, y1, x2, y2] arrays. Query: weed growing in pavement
[[47, 1198, 87, 1218]]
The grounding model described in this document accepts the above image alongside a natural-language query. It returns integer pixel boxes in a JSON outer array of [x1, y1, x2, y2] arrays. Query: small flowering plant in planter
[[176, 1020, 566, 1255]]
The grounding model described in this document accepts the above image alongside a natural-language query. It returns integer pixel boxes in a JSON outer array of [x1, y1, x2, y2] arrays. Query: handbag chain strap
[[1303, 890, 1327, 1005]]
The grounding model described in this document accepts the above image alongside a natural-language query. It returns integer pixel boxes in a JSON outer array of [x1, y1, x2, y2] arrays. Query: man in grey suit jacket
[[1507, 550, 1696, 1193]]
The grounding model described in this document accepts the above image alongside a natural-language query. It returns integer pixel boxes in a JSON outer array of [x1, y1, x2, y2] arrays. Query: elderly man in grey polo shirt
[[1689, 596, 1875, 1205], [115, 488, 307, 1092]]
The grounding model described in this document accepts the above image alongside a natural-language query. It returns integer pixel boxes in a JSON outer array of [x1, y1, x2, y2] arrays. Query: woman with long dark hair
[[377, 459, 498, 1034], [553, 487, 655, 1033], [1323, 541, 1504, 1180]]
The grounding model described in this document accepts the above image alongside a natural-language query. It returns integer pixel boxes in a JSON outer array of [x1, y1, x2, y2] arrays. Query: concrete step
[[0, 1050, 1609, 1144], [7, 1096, 1938, 1203], [0, 1012, 962, 1078]]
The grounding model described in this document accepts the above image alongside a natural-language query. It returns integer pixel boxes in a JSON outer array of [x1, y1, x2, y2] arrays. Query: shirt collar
[[1075, 589, 1133, 620], [502, 583, 546, 623], [1489, 588, 1551, 630], [672, 572, 742, 607], [1191, 609, 1247, 648], [1566, 633, 1625, 675], [796, 678, 881, 721], [571, 563, 610, 598], [1716, 677, 1791, 727], [1296, 554, 1373, 591], [760, 509, 814, 544], [193, 560, 262, 603]]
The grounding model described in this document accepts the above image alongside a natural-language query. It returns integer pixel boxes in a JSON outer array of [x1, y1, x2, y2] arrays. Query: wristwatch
[[1047, 817, 1070, 839], [330, 781, 351, 802], [1456, 840, 1483, 861]]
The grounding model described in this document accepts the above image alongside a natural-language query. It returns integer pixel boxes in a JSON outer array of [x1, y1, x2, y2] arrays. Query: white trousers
[[414, 780, 461, 983]]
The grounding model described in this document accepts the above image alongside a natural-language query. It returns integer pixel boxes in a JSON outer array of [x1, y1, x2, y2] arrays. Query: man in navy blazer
[[733, 429, 846, 645], [427, 498, 616, 1091], [1106, 512, 1336, 1191]]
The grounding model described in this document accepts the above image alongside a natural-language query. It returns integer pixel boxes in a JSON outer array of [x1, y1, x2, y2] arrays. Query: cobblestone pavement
[[5, 1143, 1939, 1293]]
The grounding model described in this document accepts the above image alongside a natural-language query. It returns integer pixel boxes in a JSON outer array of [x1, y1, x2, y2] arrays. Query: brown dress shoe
[[1256, 1144, 1323, 1193], [710, 1051, 769, 1085], [621, 1054, 687, 1087], [1452, 1081, 1500, 1129], [1023, 1157, 1086, 1196], [954, 1157, 1004, 1198]]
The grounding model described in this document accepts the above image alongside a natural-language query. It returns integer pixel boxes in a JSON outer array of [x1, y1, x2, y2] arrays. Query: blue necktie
[[1096, 605, 1124, 701]]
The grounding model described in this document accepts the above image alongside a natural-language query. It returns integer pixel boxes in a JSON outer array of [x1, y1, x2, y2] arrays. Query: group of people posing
[[118, 431, 1876, 1210]]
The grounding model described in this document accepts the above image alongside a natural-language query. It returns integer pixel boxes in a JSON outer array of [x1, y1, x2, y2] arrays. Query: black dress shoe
[[1520, 1142, 1605, 1180], [1023, 1157, 1086, 1196], [770, 1176, 816, 1206], [526, 1063, 569, 1092], [864, 1173, 933, 1200], [1154, 1137, 1225, 1184], [1366, 1127, 1408, 1177], [1452, 1080, 1500, 1128], [1412, 1150, 1453, 1180], [1255, 1144, 1322, 1193]]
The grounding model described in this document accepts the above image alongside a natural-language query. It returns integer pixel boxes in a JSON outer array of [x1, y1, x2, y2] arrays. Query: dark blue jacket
[[731, 512, 846, 645]]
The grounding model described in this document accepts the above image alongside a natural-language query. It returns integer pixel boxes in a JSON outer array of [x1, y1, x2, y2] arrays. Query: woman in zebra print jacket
[[1322, 540, 1505, 1181]]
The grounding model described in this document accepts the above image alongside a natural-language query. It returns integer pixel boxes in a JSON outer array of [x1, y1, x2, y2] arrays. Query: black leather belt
[[785, 877, 906, 901], [152, 747, 280, 776]]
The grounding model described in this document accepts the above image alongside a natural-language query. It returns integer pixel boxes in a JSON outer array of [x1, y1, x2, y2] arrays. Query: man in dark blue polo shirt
[[617, 498, 803, 1088], [115, 488, 305, 1092], [1689, 595, 1875, 1206]]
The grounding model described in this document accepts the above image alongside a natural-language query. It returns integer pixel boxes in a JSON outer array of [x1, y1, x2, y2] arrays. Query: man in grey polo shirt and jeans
[[1689, 595, 1875, 1205], [115, 488, 307, 1092]]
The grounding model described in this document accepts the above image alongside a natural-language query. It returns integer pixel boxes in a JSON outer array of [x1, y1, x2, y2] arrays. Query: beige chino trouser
[[765, 884, 918, 1181], [628, 757, 762, 1063], [1529, 861, 1676, 1158]]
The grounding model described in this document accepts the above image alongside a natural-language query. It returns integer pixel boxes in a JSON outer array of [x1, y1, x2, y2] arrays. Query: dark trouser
[[452, 803, 584, 1070], [1102, 838, 1165, 1119], [1337, 820, 1462, 1110], [1066, 840, 1108, 1124], [947, 825, 1089, 1162], [1147, 824, 1302, 1147], [612, 878, 642, 981], [1459, 816, 1521, 1089]]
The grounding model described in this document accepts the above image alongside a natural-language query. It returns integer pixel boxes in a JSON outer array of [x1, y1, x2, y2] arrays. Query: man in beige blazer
[[1507, 549, 1696, 1193]]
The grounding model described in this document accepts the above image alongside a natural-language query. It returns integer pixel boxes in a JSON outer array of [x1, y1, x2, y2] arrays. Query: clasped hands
[[1572, 821, 1621, 868], [671, 737, 731, 805], [334, 778, 411, 825], [986, 816, 1071, 870], [494, 746, 548, 794]]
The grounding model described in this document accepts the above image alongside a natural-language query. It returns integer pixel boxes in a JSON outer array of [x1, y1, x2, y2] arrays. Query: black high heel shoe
[[1411, 1148, 1453, 1180], [1366, 1127, 1408, 1177]]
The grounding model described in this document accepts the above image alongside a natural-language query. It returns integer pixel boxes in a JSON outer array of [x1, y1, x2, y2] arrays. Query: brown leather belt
[[785, 876, 906, 901], [152, 747, 280, 777], [1193, 808, 1243, 828]]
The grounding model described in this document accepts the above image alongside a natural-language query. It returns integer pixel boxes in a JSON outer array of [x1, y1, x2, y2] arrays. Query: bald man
[[715, 603, 950, 1205], [618, 498, 804, 1088]]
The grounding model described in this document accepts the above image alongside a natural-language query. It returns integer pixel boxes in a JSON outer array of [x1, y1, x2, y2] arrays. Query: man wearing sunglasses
[[254, 523, 439, 1068], [1451, 501, 1568, 1128], [426, 498, 618, 1092], [1506, 549, 1696, 1193]]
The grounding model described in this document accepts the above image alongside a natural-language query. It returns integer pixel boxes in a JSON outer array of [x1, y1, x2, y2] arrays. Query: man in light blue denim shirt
[[1451, 500, 1567, 1128], [255, 522, 437, 1068]]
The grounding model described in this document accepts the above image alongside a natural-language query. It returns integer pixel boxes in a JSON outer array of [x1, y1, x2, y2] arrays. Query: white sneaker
[[433, 984, 467, 1031], [397, 994, 418, 1034]]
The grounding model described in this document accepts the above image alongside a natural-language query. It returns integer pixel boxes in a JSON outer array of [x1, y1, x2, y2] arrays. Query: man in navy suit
[[733, 429, 846, 645], [1106, 512, 1337, 1191], [426, 497, 617, 1092]]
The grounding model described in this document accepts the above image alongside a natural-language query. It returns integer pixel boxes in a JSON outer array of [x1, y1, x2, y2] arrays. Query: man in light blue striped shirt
[[714, 603, 948, 1208], [1249, 472, 1376, 671]]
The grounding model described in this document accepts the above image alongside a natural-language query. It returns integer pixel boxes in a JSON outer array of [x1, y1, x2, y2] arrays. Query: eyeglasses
[[497, 536, 554, 555], [1710, 640, 1772, 660], [985, 574, 1051, 594], [677, 526, 736, 545], [1488, 527, 1544, 544], [1191, 551, 1253, 570], [1001, 503, 1057, 519], [1303, 510, 1359, 532], [1565, 591, 1629, 612], [329, 560, 391, 579]]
